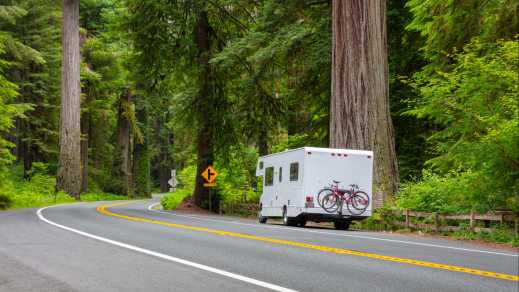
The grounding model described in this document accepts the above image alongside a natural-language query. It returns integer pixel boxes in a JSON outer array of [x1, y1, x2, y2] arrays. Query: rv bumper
[[297, 212, 368, 222]]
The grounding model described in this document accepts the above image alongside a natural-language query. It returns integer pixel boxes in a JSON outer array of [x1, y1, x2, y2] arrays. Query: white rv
[[256, 147, 373, 230]]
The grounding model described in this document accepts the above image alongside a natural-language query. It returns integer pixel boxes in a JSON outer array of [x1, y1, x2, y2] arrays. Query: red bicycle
[[317, 181, 370, 215]]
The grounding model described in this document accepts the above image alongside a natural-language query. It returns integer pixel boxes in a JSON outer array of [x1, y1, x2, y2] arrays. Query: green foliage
[[2, 0, 62, 169], [215, 145, 259, 203], [406, 0, 518, 64], [0, 193, 12, 209], [397, 171, 477, 214], [161, 189, 192, 210], [0, 163, 131, 210], [80, 192, 128, 201], [451, 228, 518, 247], [0, 40, 29, 179], [0, 165, 75, 209], [160, 161, 197, 210], [176, 163, 197, 191], [403, 38, 519, 213]]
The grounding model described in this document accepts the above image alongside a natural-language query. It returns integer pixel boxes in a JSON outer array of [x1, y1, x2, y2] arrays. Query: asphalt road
[[0, 199, 517, 292]]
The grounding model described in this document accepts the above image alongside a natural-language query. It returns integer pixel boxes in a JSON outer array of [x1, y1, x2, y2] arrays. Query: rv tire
[[282, 207, 297, 226], [334, 220, 351, 230]]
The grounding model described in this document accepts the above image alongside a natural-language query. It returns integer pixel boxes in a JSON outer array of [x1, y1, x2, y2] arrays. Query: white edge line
[[147, 202, 518, 258], [37, 205, 297, 292]]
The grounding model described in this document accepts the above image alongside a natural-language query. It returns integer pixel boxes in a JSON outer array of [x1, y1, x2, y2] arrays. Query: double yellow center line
[[97, 201, 519, 282]]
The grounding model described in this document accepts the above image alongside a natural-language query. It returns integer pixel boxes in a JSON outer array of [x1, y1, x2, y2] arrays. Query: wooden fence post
[[469, 210, 475, 231], [434, 212, 439, 232], [405, 209, 410, 229], [515, 217, 518, 235]]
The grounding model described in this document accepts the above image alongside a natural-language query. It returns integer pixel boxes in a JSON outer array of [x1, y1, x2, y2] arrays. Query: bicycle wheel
[[321, 193, 340, 213], [347, 191, 370, 215], [317, 188, 333, 208]]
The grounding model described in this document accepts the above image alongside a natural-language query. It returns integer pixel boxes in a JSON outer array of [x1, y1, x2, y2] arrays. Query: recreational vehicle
[[256, 147, 373, 230]]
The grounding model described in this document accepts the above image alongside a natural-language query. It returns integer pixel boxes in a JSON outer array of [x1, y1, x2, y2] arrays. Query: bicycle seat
[[349, 184, 359, 188], [333, 180, 340, 184]]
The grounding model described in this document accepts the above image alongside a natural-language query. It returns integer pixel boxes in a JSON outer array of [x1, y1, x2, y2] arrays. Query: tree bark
[[257, 127, 269, 156], [193, 11, 214, 208], [133, 99, 151, 197], [57, 0, 81, 198], [329, 0, 399, 208], [114, 92, 134, 197], [155, 116, 173, 193], [80, 107, 90, 192]]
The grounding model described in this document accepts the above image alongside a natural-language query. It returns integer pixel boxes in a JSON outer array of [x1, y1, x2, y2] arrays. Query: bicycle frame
[[329, 182, 354, 214]]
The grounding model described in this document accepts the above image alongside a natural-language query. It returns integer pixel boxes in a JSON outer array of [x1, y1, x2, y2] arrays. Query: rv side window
[[290, 163, 299, 181], [279, 167, 282, 182], [265, 167, 274, 186]]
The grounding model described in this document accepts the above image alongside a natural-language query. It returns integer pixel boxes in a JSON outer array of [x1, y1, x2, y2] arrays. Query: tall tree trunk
[[134, 99, 151, 197], [155, 116, 173, 193], [257, 128, 269, 156], [114, 92, 134, 197], [193, 11, 214, 208], [57, 0, 81, 198], [329, 0, 399, 208], [80, 107, 90, 192]]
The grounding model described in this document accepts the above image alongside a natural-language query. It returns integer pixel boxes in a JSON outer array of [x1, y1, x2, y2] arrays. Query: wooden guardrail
[[216, 201, 518, 234], [392, 210, 518, 233]]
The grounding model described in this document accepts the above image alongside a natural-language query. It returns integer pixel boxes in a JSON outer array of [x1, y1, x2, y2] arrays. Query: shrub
[[81, 192, 127, 201], [0, 194, 12, 210], [396, 170, 477, 214], [215, 145, 259, 204], [161, 189, 192, 210]]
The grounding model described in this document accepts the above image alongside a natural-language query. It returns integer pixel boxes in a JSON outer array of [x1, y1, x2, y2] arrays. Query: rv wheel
[[282, 207, 297, 226], [334, 220, 351, 231], [259, 215, 267, 224]]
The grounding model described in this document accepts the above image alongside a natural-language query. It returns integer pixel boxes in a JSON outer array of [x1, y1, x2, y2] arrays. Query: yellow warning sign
[[201, 165, 218, 184]]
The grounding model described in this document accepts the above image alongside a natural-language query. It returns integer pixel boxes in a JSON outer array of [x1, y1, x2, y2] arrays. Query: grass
[[0, 164, 131, 210], [161, 189, 192, 210], [450, 228, 519, 247], [80, 192, 128, 202]]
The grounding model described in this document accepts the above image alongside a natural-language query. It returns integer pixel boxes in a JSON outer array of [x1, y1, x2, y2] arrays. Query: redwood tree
[[57, 0, 81, 198], [192, 11, 214, 207], [329, 0, 399, 207]]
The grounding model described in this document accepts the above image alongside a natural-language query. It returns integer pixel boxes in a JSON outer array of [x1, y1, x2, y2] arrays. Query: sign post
[[201, 165, 218, 211], [168, 169, 178, 192]]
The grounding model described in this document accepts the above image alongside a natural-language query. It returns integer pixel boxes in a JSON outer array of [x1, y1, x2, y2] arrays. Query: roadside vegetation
[[0, 163, 127, 210], [354, 213, 519, 248], [0, 1, 516, 246]]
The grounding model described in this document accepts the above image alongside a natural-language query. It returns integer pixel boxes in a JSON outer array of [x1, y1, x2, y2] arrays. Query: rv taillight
[[367, 155, 372, 159], [337, 153, 342, 156], [305, 196, 313, 202], [307, 152, 312, 155], [331, 153, 335, 156]]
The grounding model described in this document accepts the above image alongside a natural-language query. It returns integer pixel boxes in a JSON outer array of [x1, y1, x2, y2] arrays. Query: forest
[[0, 0, 517, 234]]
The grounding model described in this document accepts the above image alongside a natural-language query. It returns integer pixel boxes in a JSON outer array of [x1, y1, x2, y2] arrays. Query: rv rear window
[[259, 161, 263, 170], [290, 163, 299, 181], [279, 167, 282, 182], [265, 167, 274, 186]]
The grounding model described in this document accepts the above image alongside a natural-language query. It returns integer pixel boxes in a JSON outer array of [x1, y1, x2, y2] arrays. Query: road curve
[[0, 199, 517, 292]]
